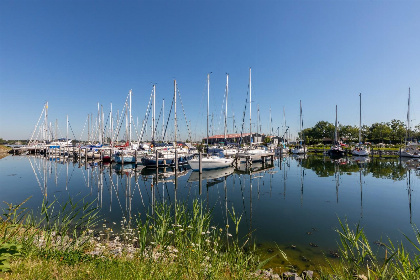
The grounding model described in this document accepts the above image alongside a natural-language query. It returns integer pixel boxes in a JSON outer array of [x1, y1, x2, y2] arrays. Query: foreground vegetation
[[1, 197, 419, 279]]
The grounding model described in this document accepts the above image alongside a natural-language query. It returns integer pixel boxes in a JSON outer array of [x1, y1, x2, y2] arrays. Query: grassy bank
[[1, 198, 419, 279], [0, 145, 11, 160]]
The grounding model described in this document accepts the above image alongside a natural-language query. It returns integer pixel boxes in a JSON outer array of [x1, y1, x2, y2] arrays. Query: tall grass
[[321, 218, 420, 279], [1, 197, 261, 279], [2, 197, 420, 279]]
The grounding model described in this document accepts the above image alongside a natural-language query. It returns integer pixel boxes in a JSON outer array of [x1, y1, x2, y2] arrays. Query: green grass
[[1, 198, 261, 279], [1, 198, 420, 279]]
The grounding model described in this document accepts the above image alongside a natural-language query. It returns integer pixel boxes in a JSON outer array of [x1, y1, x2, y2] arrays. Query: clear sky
[[1, 0, 419, 142]]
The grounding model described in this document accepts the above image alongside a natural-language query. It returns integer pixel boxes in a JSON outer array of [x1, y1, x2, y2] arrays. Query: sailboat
[[401, 88, 420, 158], [188, 74, 234, 170], [291, 100, 305, 154], [142, 83, 190, 167], [352, 93, 370, 156], [237, 67, 270, 162], [114, 90, 136, 163], [328, 105, 345, 158]]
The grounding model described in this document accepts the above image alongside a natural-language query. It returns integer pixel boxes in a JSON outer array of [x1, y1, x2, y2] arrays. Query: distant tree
[[389, 119, 406, 143], [369, 122, 392, 143], [413, 123, 420, 141], [361, 125, 370, 143], [339, 125, 358, 142], [300, 128, 313, 144], [311, 121, 335, 142]]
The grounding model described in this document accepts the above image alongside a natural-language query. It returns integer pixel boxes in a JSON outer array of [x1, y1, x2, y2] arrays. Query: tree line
[[299, 119, 420, 144]]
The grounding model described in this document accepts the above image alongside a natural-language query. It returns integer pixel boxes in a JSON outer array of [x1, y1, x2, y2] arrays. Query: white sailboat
[[291, 100, 305, 154], [239, 67, 270, 162], [328, 105, 345, 158], [114, 90, 136, 163], [187, 73, 234, 170], [401, 88, 420, 158], [352, 93, 370, 156]]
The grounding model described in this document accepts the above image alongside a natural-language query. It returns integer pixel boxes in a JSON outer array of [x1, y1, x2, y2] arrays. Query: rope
[[177, 88, 192, 142], [137, 90, 154, 142], [163, 96, 175, 141]]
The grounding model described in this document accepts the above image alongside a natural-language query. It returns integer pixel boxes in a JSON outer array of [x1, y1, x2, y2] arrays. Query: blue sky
[[1, 0, 419, 142]]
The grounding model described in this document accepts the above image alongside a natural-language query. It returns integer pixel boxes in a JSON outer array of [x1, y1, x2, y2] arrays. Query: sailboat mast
[[44, 102, 48, 142], [66, 115, 68, 143], [335, 105, 338, 144], [299, 100, 302, 142], [153, 85, 156, 143], [207, 73, 210, 146], [249, 67, 252, 145], [407, 87, 411, 143], [224, 73, 229, 142], [97, 102, 100, 144], [359, 93, 362, 144], [110, 103, 113, 146], [87, 114, 90, 143], [101, 105, 106, 144], [162, 99, 165, 141], [174, 80, 177, 145], [257, 104, 260, 138], [129, 90, 132, 145]]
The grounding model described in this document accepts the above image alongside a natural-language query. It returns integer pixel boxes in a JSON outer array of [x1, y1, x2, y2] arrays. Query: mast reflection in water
[[0, 154, 419, 256]]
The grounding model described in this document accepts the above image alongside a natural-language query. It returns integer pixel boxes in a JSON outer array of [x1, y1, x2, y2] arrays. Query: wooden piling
[[175, 150, 178, 171], [199, 152, 202, 174]]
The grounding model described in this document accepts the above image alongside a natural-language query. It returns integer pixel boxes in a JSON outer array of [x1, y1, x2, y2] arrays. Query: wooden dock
[[233, 152, 275, 170]]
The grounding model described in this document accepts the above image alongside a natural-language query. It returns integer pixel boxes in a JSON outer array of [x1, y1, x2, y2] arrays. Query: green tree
[[369, 122, 391, 143], [300, 128, 313, 144], [339, 125, 358, 142], [311, 121, 335, 142], [414, 123, 420, 140], [389, 119, 406, 143]]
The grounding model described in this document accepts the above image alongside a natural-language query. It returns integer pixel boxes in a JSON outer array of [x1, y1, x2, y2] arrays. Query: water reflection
[[1, 153, 419, 268]]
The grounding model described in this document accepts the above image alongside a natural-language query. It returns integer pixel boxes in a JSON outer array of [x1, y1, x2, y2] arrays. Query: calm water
[[1, 154, 419, 269]]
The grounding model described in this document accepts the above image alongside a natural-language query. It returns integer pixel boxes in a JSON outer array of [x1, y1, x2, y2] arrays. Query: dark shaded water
[[1, 154, 419, 270]]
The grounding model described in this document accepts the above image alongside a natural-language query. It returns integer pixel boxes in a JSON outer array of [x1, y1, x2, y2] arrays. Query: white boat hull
[[188, 156, 234, 171], [352, 148, 370, 156]]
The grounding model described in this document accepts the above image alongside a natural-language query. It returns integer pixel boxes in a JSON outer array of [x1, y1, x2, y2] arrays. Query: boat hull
[[188, 157, 234, 171]]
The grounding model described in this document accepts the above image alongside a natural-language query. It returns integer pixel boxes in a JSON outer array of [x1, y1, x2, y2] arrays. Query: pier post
[[85, 148, 88, 162], [121, 152, 124, 165], [156, 149, 159, 168], [199, 152, 202, 174], [175, 150, 178, 171], [135, 150, 137, 164], [199, 172, 202, 195], [262, 156, 265, 168]]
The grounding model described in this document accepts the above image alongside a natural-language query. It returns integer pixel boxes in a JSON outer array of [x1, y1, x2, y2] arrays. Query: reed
[[2, 197, 420, 279], [1, 197, 260, 279], [320, 218, 420, 279]]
